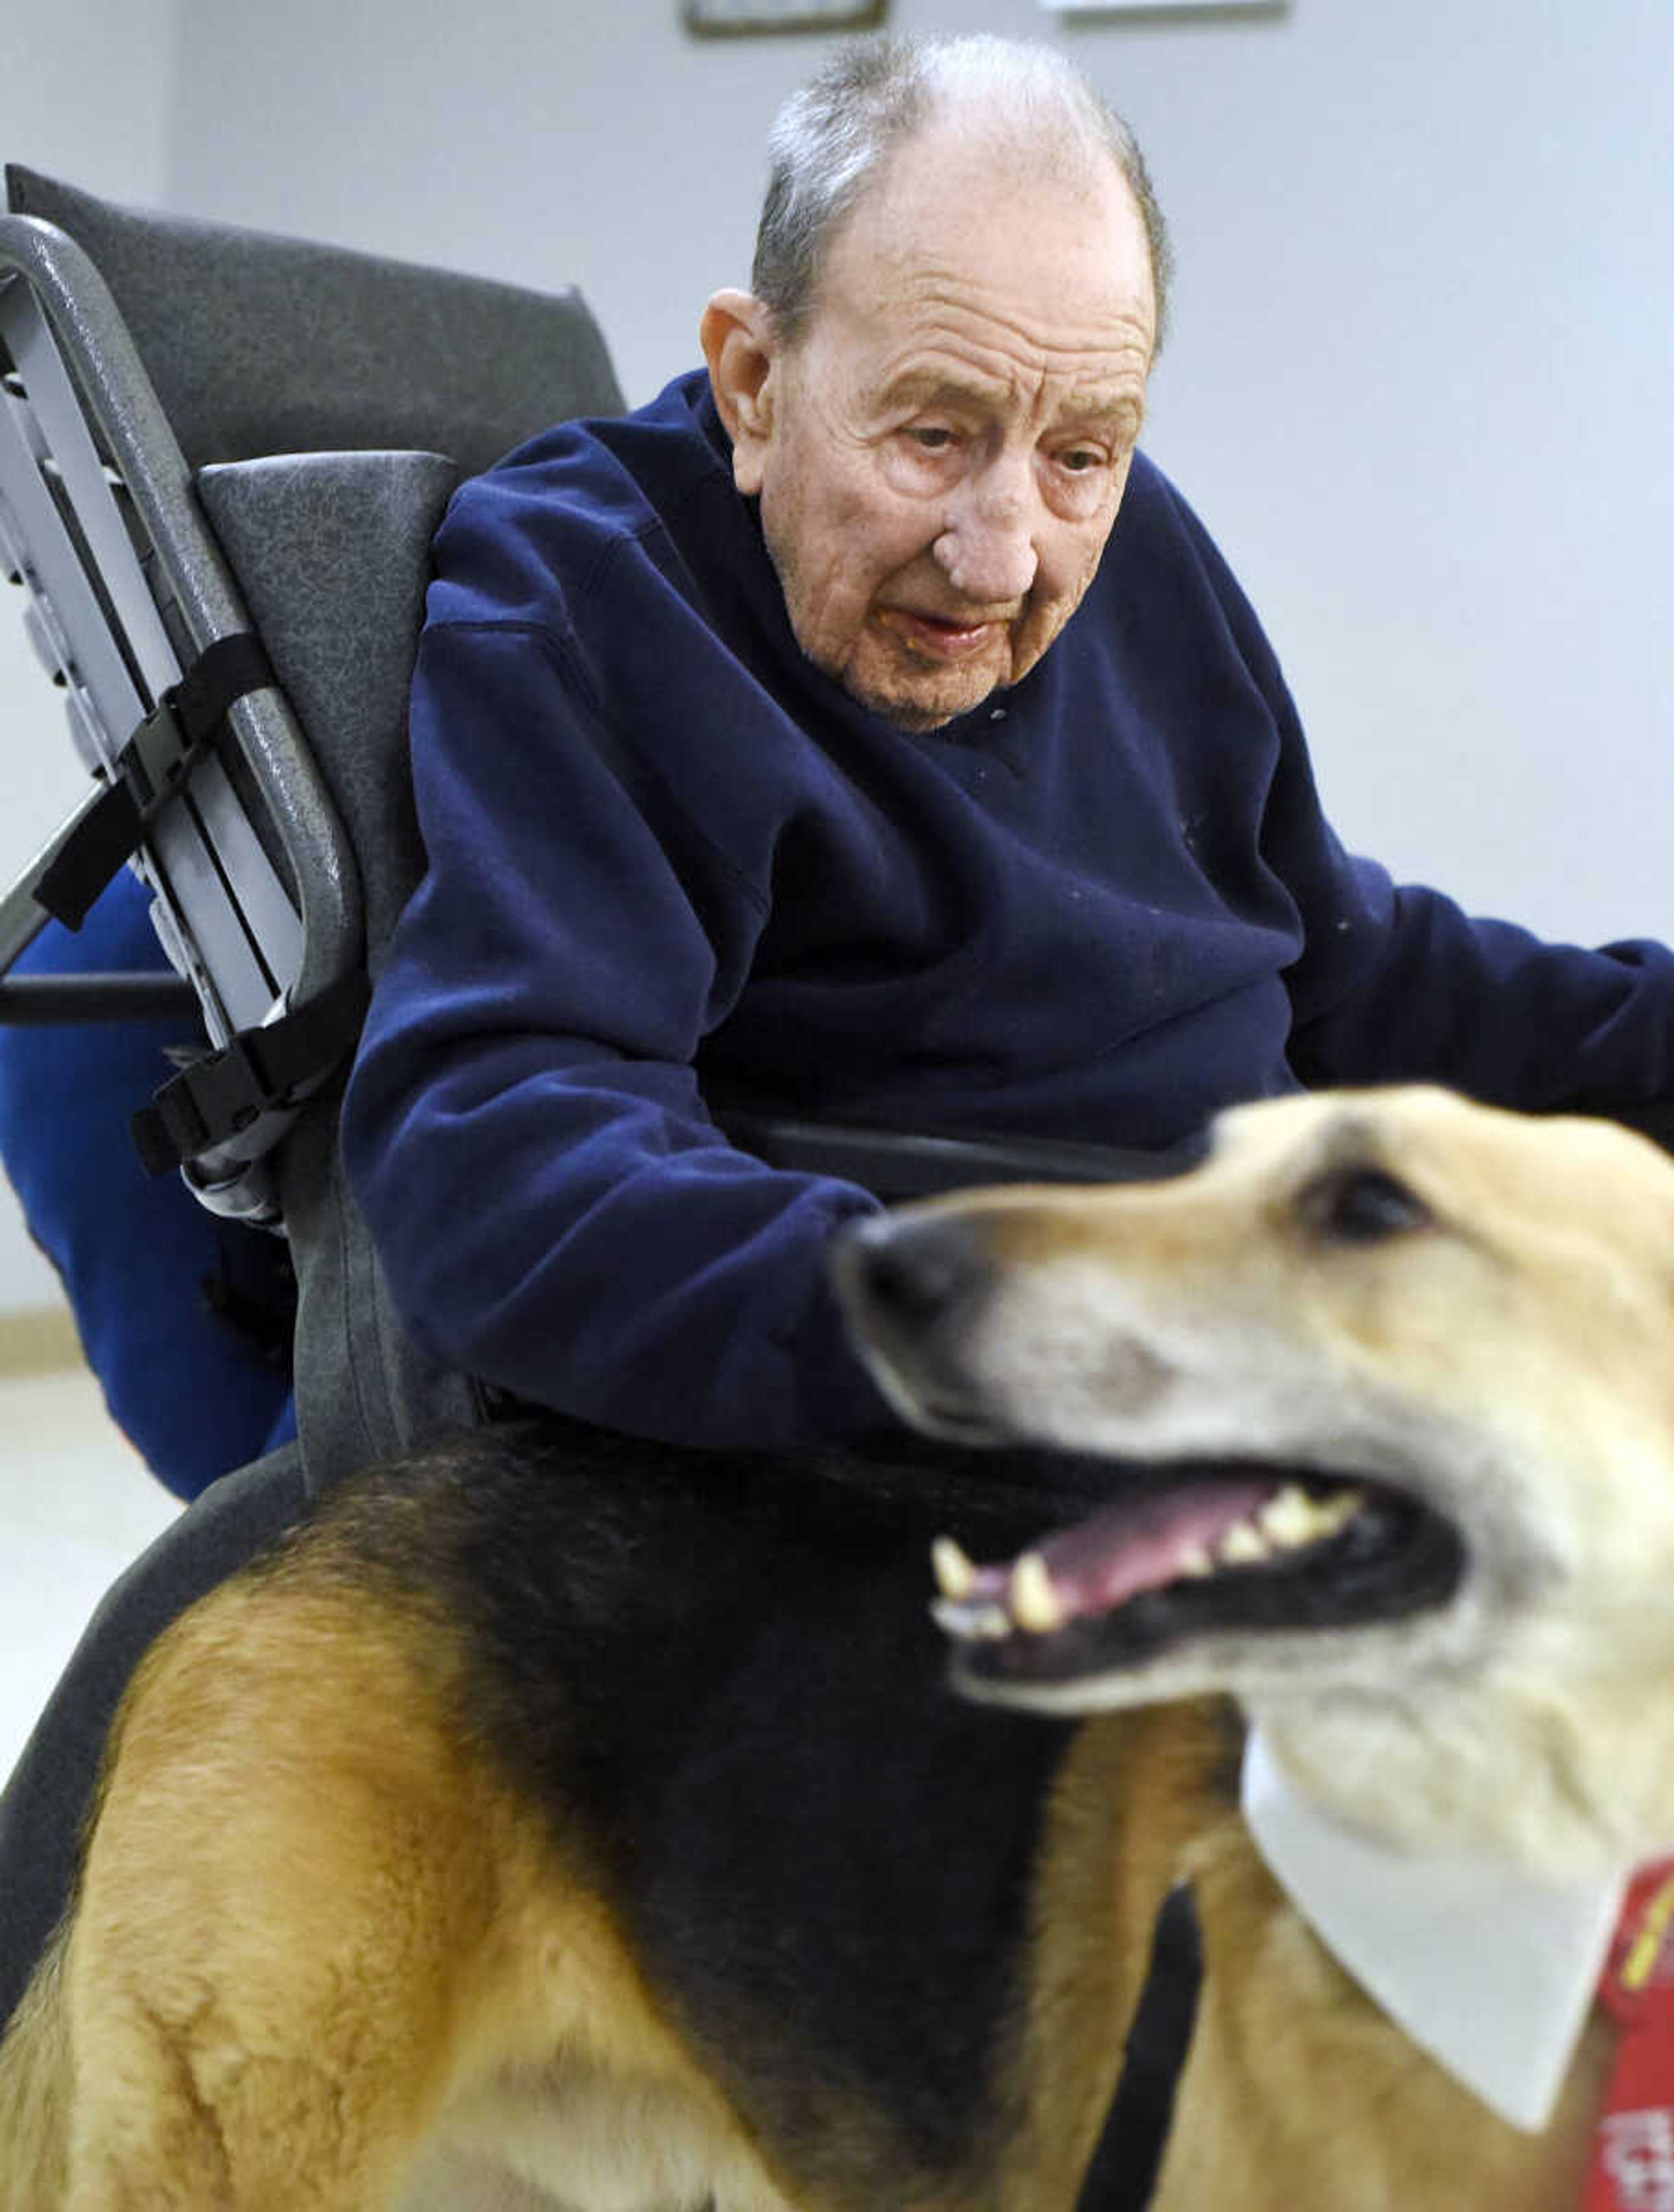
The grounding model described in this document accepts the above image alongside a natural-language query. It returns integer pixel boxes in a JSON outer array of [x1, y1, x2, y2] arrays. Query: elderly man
[[341, 33, 1673, 1454]]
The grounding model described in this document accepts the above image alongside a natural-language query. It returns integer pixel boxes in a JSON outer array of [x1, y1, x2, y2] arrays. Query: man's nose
[[932, 459, 1039, 605]]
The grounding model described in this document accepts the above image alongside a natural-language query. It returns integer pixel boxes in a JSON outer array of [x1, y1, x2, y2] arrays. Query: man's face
[[725, 127, 1156, 730]]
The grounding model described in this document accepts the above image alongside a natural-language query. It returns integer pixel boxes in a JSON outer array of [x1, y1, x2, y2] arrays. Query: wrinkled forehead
[[806, 120, 1157, 373]]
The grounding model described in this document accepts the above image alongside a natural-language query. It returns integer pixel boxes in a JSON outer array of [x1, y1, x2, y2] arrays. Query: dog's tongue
[[1029, 1475, 1279, 1619]]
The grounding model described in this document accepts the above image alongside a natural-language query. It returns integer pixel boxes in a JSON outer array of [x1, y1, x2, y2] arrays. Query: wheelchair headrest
[[4, 166, 625, 478]]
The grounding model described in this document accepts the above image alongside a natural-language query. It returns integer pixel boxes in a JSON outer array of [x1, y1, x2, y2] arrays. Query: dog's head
[[832, 1087, 1674, 1875]]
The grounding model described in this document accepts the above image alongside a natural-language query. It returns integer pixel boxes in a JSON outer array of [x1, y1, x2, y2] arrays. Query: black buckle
[[32, 633, 276, 931], [130, 970, 370, 1177], [135, 1026, 284, 1172]]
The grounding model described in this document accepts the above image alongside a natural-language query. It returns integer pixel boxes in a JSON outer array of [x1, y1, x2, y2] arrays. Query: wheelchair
[[0, 165, 1199, 2035]]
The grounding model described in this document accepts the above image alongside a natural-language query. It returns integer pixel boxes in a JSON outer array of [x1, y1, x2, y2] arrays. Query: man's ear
[[701, 289, 777, 496]]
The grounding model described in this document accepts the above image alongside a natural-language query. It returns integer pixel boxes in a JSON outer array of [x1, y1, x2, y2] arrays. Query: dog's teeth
[[1310, 1486, 1366, 1538], [1258, 1484, 1366, 1551], [1218, 1519, 1272, 1567], [932, 1536, 979, 1603], [1009, 1552, 1066, 1635], [1177, 1542, 1215, 1579], [932, 1598, 1013, 1642], [1258, 1486, 1323, 1549]]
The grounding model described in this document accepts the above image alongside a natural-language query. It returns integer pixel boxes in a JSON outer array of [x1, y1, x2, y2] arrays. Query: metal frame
[[0, 209, 363, 1213]]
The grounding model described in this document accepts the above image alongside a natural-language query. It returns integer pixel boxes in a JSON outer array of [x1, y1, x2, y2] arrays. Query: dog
[[3, 1084, 1672, 2208]]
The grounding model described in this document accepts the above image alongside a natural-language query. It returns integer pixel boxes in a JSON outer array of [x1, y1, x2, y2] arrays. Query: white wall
[[4, 0, 1672, 1302], [159, 0, 1672, 949], [0, 0, 182, 1313], [3, 0, 181, 867]]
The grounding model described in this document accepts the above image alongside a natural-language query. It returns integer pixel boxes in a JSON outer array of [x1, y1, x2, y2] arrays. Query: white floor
[[0, 1352, 181, 1791]]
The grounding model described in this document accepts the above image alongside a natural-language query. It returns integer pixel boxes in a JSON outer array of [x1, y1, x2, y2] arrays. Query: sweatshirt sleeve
[[1266, 698, 1674, 1131], [1288, 860, 1674, 1138], [339, 612, 892, 1450], [1170, 482, 1674, 1135]]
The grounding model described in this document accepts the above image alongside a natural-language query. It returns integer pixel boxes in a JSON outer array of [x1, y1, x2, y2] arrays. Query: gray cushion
[[196, 449, 454, 959], [6, 165, 624, 476], [196, 450, 481, 1479]]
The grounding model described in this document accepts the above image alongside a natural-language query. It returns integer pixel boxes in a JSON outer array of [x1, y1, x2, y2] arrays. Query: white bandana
[[1240, 1725, 1625, 2132]]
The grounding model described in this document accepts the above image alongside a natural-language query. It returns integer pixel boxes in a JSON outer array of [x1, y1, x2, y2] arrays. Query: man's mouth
[[874, 605, 1011, 664]]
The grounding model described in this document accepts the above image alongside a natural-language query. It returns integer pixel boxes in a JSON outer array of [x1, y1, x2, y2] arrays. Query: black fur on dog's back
[[270, 1414, 1124, 2188]]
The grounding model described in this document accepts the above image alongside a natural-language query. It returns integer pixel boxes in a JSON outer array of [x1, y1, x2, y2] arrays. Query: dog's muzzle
[[829, 1211, 1007, 1439]]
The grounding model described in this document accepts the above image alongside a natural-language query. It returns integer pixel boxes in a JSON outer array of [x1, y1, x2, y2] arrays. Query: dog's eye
[[1298, 1165, 1432, 1245]]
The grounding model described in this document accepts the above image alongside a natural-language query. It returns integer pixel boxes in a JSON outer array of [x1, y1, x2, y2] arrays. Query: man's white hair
[[752, 34, 1172, 349]]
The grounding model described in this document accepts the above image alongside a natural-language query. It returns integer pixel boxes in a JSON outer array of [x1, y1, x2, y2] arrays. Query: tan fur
[[0, 1935, 72, 2207], [0, 1563, 796, 2211], [1160, 1804, 1616, 2212], [1014, 1701, 1617, 2212], [3, 1085, 1669, 2206]]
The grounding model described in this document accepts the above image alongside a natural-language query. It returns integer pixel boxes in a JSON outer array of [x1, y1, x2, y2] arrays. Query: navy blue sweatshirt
[[340, 371, 1674, 1448]]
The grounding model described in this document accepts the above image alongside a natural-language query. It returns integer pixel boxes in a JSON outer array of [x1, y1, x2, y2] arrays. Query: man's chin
[[837, 643, 1008, 732], [862, 693, 976, 734]]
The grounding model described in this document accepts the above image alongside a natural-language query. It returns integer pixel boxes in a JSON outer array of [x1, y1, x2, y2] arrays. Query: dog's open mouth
[[933, 1464, 1468, 1690]]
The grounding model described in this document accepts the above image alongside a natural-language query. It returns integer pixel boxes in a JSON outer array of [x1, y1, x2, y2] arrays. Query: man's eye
[[1057, 447, 1105, 474], [906, 426, 957, 452]]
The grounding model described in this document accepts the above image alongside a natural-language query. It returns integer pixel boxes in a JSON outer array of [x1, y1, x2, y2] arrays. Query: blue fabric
[[0, 871, 296, 1499], [341, 372, 1674, 1452]]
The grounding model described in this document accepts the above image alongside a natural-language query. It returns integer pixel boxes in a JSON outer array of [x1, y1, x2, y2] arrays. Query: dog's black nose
[[830, 1212, 993, 1340], [830, 1213, 1002, 1439]]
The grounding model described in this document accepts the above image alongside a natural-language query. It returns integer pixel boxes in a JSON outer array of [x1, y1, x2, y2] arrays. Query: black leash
[[1075, 1882, 1204, 2212]]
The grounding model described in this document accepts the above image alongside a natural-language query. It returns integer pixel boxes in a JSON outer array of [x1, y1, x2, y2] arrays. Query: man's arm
[[340, 616, 892, 1451], [1155, 468, 1674, 1135], [1259, 677, 1674, 1131], [1287, 850, 1674, 1141]]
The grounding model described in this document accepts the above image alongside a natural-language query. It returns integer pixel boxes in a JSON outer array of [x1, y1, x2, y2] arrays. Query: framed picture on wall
[[1042, 1, 1286, 12], [684, 0, 885, 33]]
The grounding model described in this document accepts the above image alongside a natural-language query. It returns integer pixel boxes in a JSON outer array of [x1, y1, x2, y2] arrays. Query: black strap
[[716, 1107, 1208, 1201], [130, 969, 370, 1176], [1076, 1883, 1204, 2212], [33, 633, 276, 930]]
